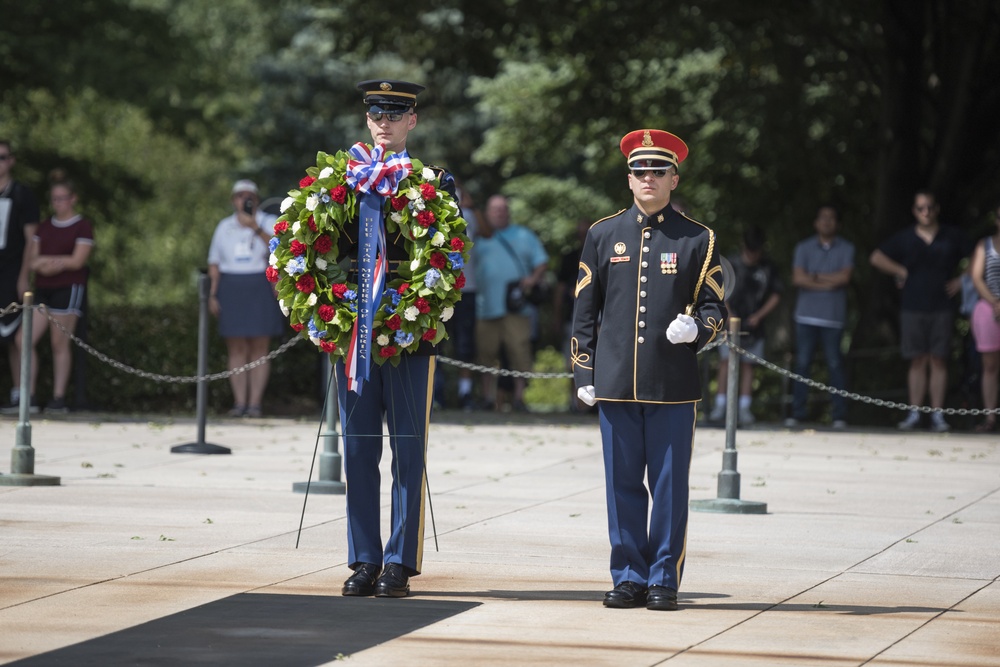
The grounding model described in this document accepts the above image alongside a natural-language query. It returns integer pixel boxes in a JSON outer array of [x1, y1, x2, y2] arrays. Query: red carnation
[[415, 297, 430, 314], [307, 216, 317, 231], [450, 237, 464, 251], [416, 210, 436, 228], [397, 283, 410, 294], [332, 283, 348, 299], [419, 183, 437, 200], [274, 220, 289, 234], [320, 340, 337, 353], [386, 314, 402, 331], [291, 322, 305, 332], [318, 304, 336, 322], [429, 252, 447, 269], [265, 266, 279, 283], [300, 175, 316, 188], [290, 240, 308, 256], [422, 328, 437, 341], [331, 185, 348, 204], [379, 346, 398, 358], [455, 272, 466, 289], [314, 235, 333, 254], [391, 196, 408, 211], [296, 274, 315, 293]]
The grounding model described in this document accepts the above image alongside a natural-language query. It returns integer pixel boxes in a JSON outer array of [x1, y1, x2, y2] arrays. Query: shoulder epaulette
[[591, 208, 628, 229]]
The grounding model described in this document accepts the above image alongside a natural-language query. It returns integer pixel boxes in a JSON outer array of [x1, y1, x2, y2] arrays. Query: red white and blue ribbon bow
[[343, 143, 410, 394], [345, 142, 412, 197]]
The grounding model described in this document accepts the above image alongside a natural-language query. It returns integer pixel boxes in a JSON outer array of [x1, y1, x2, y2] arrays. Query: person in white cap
[[207, 179, 284, 417]]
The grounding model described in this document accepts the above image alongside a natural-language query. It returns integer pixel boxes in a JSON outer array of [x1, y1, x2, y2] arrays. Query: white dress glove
[[577, 385, 597, 406], [666, 313, 698, 344]]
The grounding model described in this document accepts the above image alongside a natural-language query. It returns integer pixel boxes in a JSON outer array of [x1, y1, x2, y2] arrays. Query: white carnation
[[405, 187, 420, 200], [404, 306, 420, 321], [377, 334, 390, 346], [315, 257, 328, 270], [410, 258, 421, 271], [280, 197, 295, 212], [390, 212, 403, 224], [431, 232, 445, 247], [307, 293, 318, 306], [279, 299, 289, 317], [440, 306, 454, 322], [319, 166, 334, 179], [412, 226, 427, 238], [305, 195, 319, 211], [413, 198, 426, 211], [269, 252, 278, 267], [292, 220, 302, 234], [421, 167, 436, 181]]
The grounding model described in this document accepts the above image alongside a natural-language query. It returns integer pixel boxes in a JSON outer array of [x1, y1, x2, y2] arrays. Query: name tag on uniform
[[610, 256, 631, 263]]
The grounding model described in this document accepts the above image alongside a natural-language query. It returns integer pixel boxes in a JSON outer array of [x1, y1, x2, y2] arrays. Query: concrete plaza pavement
[[1, 411, 998, 666]]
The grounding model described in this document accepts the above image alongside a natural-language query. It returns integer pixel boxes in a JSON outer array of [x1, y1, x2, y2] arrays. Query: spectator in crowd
[[572, 128, 726, 611], [473, 194, 548, 411], [708, 225, 783, 426], [968, 204, 1000, 432], [553, 218, 591, 411], [0, 139, 41, 411], [870, 190, 973, 432], [785, 205, 855, 429], [207, 179, 284, 418], [6, 172, 94, 414]]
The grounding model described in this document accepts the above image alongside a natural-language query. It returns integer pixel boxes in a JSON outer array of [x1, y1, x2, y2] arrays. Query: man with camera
[[207, 179, 284, 418], [472, 194, 548, 411]]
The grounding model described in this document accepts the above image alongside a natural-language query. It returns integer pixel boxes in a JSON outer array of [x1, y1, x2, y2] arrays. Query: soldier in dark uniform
[[571, 129, 726, 611], [337, 79, 458, 599]]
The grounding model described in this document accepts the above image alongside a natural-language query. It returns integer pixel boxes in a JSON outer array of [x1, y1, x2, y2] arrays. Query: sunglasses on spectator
[[631, 168, 671, 178], [367, 111, 409, 123]]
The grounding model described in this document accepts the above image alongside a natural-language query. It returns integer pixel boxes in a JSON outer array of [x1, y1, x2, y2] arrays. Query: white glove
[[666, 313, 698, 344], [577, 385, 597, 406]]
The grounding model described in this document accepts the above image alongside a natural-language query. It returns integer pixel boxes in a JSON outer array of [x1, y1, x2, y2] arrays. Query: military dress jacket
[[571, 202, 726, 404]]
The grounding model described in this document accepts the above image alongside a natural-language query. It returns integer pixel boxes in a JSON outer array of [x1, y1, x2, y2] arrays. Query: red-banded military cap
[[620, 129, 689, 171], [358, 79, 425, 112]]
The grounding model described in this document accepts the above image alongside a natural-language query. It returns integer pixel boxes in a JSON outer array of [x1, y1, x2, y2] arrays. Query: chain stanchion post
[[172, 272, 231, 455], [1, 295, 60, 486], [293, 357, 345, 494], [691, 316, 765, 514]]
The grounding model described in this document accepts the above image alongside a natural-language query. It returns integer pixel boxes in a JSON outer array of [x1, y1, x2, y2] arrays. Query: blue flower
[[343, 289, 357, 301], [448, 252, 464, 270], [286, 256, 306, 276], [427, 225, 438, 238], [391, 291, 402, 306], [384, 303, 396, 314], [394, 331, 415, 346], [307, 317, 327, 339], [424, 268, 441, 288], [268, 237, 280, 253]]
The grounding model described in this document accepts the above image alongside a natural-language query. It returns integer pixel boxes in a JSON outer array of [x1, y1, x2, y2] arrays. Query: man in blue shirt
[[785, 205, 854, 428]]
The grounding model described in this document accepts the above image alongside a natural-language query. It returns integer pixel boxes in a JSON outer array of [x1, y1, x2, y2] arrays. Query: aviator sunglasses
[[367, 111, 409, 122], [631, 168, 671, 178]]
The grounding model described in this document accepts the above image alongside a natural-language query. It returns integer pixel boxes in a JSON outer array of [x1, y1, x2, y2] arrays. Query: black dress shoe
[[646, 585, 678, 611], [374, 563, 410, 598], [342, 562, 381, 596], [603, 581, 647, 608]]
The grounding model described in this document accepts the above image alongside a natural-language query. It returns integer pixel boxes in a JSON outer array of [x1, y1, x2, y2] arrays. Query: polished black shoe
[[374, 563, 410, 598], [341, 562, 381, 596], [603, 581, 647, 608], [646, 585, 678, 611]]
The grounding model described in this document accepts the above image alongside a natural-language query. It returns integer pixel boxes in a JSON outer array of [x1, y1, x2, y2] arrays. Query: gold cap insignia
[[380, 82, 392, 91], [642, 131, 654, 147], [614, 242, 627, 255]]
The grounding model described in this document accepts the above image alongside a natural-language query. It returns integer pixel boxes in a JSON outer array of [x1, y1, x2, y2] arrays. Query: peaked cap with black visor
[[620, 129, 689, 172], [358, 79, 425, 114]]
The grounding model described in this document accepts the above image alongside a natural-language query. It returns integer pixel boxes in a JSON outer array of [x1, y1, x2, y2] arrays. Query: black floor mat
[[11, 593, 479, 666]]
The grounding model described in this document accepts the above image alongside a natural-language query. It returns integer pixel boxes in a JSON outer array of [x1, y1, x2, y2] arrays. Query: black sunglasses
[[631, 168, 670, 178], [367, 111, 408, 122]]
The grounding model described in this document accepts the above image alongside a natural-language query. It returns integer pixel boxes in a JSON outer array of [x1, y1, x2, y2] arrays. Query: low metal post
[[691, 316, 766, 514], [293, 357, 345, 494], [1, 294, 60, 486], [172, 272, 231, 455]]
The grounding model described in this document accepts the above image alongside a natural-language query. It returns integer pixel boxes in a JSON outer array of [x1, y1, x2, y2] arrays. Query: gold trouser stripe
[[414, 356, 435, 572]]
